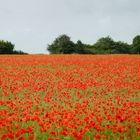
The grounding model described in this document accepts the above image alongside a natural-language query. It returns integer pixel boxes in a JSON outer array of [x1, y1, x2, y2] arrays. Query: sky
[[0, 0, 140, 54]]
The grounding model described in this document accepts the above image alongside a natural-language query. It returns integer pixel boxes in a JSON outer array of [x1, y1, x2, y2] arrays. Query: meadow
[[0, 55, 140, 140]]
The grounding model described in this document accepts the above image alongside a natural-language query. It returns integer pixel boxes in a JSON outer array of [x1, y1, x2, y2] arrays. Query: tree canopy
[[0, 40, 14, 54], [47, 34, 75, 54], [0, 40, 27, 54], [132, 35, 140, 54], [47, 34, 138, 55]]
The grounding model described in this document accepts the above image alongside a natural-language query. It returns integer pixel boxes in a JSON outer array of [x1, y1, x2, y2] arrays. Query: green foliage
[[0, 40, 14, 54], [93, 37, 130, 54], [47, 34, 140, 55], [47, 34, 75, 54], [132, 35, 140, 54], [13, 50, 28, 55], [94, 36, 114, 51], [75, 40, 85, 54], [0, 40, 27, 55], [113, 41, 130, 54]]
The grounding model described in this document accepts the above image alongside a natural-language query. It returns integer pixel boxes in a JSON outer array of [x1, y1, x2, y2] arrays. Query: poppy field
[[0, 55, 140, 140]]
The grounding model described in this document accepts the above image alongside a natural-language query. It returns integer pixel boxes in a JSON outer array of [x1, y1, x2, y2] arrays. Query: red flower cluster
[[0, 55, 140, 140]]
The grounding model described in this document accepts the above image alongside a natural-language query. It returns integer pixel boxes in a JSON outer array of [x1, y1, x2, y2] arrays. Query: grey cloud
[[0, 0, 140, 53]]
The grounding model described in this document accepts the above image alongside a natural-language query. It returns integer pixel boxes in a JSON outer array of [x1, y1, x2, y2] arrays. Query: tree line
[[1, 35, 140, 55], [0, 40, 27, 54], [47, 35, 140, 54]]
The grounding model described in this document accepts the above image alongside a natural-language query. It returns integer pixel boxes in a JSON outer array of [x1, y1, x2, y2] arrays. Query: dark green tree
[[47, 34, 75, 54], [132, 35, 140, 54], [92, 36, 130, 54], [47, 34, 136, 55], [0, 40, 14, 54], [113, 41, 130, 54], [93, 36, 115, 54], [75, 40, 85, 54], [13, 50, 28, 55], [0, 40, 28, 54]]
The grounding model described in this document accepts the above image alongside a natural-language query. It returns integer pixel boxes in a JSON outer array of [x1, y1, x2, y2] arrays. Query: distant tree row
[[0, 40, 27, 54], [47, 34, 140, 54]]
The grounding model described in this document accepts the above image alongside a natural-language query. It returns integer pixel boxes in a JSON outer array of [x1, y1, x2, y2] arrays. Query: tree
[[47, 34, 75, 54], [13, 50, 28, 55], [92, 36, 130, 54], [132, 35, 140, 54], [0, 40, 14, 54], [93, 36, 115, 54], [113, 41, 130, 54], [75, 40, 85, 54], [47, 34, 136, 55], [0, 40, 28, 55]]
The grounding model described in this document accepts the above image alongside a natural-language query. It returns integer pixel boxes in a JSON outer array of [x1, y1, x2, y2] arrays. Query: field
[[0, 55, 140, 140]]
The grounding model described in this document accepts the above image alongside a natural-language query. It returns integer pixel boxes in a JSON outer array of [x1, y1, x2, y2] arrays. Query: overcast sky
[[0, 0, 140, 54]]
